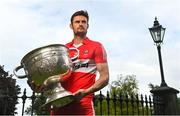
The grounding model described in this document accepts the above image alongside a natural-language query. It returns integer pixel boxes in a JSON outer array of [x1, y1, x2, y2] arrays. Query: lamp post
[[149, 18, 179, 115], [149, 17, 167, 87]]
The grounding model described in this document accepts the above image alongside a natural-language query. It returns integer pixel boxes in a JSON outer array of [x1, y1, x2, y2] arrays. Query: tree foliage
[[25, 93, 49, 115], [94, 74, 142, 115], [110, 74, 139, 97], [0, 65, 21, 115], [148, 83, 160, 90]]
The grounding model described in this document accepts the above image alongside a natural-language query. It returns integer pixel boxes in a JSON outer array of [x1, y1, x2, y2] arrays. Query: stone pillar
[[150, 86, 179, 115]]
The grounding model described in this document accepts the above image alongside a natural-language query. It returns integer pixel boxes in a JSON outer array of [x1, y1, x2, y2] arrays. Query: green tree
[[110, 74, 139, 115], [0, 65, 21, 115], [148, 83, 160, 90], [110, 74, 139, 97], [25, 93, 49, 115], [95, 74, 141, 115]]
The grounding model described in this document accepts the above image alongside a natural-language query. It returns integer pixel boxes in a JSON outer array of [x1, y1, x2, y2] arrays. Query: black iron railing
[[0, 89, 165, 115], [94, 91, 164, 115]]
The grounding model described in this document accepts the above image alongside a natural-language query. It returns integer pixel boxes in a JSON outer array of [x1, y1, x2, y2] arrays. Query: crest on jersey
[[84, 49, 89, 55]]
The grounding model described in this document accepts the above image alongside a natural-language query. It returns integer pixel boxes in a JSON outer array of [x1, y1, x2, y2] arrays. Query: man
[[30, 10, 109, 115], [52, 10, 109, 115]]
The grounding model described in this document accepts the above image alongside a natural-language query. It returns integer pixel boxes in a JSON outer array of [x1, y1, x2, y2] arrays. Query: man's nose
[[79, 22, 83, 25]]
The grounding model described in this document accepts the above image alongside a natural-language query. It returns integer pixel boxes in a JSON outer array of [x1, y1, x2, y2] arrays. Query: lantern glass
[[149, 25, 165, 45]]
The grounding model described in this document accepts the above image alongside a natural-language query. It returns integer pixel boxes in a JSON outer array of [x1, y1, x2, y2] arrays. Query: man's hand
[[73, 89, 88, 101]]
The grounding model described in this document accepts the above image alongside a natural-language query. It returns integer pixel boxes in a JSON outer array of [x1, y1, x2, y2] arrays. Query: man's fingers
[[73, 89, 86, 101]]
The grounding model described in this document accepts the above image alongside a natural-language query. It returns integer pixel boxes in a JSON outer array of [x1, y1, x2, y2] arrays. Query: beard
[[74, 31, 87, 38]]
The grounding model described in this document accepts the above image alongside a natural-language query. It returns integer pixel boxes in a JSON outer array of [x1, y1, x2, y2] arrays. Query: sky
[[0, 0, 180, 115]]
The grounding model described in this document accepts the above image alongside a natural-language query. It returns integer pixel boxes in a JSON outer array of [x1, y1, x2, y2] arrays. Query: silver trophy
[[13, 44, 79, 108]]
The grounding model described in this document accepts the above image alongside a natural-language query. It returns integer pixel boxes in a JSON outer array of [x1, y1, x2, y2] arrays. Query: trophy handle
[[69, 48, 79, 61], [13, 65, 27, 79]]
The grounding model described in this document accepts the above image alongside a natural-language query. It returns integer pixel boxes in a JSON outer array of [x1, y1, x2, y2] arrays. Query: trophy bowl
[[14, 44, 79, 108]]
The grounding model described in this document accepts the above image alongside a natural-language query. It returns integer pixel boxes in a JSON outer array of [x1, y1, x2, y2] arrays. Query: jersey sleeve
[[94, 43, 107, 63]]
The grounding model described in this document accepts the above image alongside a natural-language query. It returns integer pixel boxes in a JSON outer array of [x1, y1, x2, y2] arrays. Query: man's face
[[70, 15, 88, 36]]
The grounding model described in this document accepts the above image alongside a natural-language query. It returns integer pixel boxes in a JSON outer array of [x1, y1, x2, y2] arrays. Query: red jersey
[[52, 37, 107, 115]]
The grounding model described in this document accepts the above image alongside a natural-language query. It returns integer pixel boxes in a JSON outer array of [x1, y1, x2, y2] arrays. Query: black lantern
[[149, 17, 167, 87], [149, 17, 166, 46]]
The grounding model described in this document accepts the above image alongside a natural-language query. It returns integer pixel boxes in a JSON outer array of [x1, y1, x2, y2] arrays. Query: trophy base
[[42, 90, 74, 109]]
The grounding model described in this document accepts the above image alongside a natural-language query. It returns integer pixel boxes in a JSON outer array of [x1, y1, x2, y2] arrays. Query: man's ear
[[70, 24, 73, 29]]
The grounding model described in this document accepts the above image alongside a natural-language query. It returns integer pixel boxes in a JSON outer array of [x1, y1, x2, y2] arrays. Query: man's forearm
[[84, 63, 109, 96], [85, 75, 109, 95]]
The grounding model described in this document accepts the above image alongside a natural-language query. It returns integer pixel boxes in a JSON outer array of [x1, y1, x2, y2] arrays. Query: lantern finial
[[154, 17, 159, 27]]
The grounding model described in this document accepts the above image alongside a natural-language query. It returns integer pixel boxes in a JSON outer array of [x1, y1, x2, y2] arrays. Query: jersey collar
[[69, 37, 89, 46]]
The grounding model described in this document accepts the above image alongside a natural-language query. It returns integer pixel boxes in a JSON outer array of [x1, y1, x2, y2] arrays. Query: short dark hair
[[71, 10, 89, 23]]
